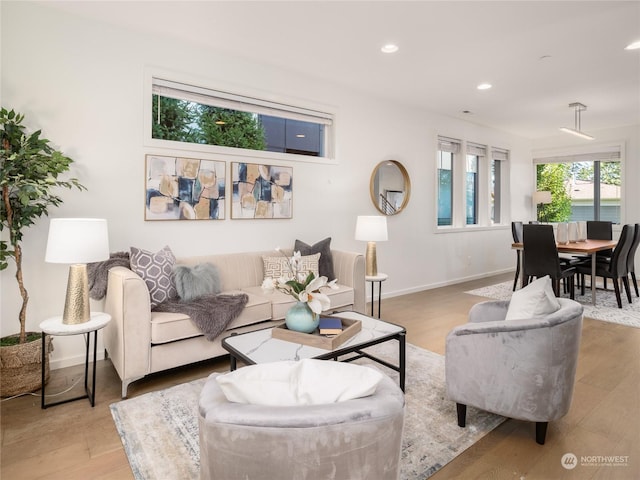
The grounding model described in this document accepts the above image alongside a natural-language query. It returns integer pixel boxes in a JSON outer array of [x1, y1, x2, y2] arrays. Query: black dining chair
[[522, 224, 576, 299], [626, 223, 640, 298], [511, 221, 523, 291], [577, 224, 634, 308], [573, 220, 614, 289], [587, 220, 614, 261]]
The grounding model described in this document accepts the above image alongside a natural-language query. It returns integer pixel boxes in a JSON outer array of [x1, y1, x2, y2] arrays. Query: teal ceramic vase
[[285, 301, 319, 333]]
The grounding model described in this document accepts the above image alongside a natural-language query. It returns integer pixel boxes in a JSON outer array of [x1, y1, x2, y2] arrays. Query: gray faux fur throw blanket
[[153, 293, 249, 341], [87, 251, 131, 300], [87, 252, 248, 341]]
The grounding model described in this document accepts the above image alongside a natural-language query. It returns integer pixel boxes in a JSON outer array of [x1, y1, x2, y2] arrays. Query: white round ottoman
[[198, 370, 405, 480]]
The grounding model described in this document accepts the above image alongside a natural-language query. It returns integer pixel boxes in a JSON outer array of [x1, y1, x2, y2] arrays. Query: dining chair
[[626, 223, 640, 298], [587, 220, 614, 261], [511, 221, 523, 291], [577, 224, 634, 308], [572, 220, 614, 289], [522, 224, 576, 299]]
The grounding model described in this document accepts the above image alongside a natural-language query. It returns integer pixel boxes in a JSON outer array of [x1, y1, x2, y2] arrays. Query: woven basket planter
[[0, 333, 54, 397]]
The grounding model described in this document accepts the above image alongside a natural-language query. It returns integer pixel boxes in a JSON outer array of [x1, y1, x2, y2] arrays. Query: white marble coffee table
[[222, 311, 406, 391]]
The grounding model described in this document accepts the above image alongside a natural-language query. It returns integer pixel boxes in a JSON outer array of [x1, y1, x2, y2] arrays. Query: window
[[465, 143, 485, 225], [151, 77, 333, 159], [437, 137, 459, 226], [534, 146, 621, 223], [437, 136, 508, 229], [491, 147, 508, 224]]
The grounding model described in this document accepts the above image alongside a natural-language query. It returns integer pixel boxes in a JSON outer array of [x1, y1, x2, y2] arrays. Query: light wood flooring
[[2, 272, 639, 479]]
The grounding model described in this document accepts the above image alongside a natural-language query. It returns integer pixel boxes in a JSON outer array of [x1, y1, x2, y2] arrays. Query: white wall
[[0, 1, 570, 368]]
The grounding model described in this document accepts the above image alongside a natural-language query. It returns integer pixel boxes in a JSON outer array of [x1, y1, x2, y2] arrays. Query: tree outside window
[[536, 161, 621, 222]]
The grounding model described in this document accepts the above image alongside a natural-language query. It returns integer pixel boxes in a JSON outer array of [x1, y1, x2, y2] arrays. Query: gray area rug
[[466, 280, 640, 328], [111, 342, 505, 479]]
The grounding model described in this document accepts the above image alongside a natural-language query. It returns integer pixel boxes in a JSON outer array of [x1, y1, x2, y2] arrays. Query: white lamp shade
[[533, 191, 552, 205], [355, 216, 388, 242], [45, 218, 110, 264]]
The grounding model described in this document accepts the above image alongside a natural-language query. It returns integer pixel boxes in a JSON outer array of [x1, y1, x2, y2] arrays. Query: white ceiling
[[47, 1, 640, 139]]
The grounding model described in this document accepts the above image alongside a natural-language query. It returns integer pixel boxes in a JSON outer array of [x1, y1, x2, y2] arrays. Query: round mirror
[[369, 160, 411, 215]]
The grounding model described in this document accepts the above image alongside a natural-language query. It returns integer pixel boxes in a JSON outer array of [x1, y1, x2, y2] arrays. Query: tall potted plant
[[0, 107, 85, 397]]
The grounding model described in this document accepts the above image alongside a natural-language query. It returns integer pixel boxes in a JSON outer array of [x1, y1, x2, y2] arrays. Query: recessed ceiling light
[[296, 134, 306, 138], [381, 44, 399, 54], [625, 40, 640, 50], [477, 83, 492, 90]]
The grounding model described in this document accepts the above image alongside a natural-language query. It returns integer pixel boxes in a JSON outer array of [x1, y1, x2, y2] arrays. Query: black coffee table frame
[[223, 316, 406, 392]]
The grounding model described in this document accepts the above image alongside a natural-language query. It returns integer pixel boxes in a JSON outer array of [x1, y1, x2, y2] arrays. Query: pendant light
[[560, 102, 594, 140]]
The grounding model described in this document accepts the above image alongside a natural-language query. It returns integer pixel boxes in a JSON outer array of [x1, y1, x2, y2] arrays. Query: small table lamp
[[45, 218, 110, 324], [533, 191, 552, 223], [355, 216, 388, 276]]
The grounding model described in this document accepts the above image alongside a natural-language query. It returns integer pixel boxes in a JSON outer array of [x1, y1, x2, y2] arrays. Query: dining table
[[512, 238, 618, 305]]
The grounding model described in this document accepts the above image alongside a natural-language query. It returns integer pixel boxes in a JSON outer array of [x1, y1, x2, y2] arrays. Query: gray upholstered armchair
[[445, 298, 583, 444]]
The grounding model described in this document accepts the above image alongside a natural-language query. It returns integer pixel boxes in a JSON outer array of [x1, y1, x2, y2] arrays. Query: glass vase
[[285, 301, 319, 333]]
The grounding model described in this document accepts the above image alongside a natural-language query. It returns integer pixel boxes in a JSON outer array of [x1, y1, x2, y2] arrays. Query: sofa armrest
[[104, 266, 152, 396], [331, 250, 365, 314]]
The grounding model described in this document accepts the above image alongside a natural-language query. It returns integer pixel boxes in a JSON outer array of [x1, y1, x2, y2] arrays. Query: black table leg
[[399, 332, 406, 392], [41, 333, 46, 409], [370, 282, 374, 316]]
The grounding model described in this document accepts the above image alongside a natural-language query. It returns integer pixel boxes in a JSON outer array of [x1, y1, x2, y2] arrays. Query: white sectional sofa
[[104, 249, 365, 397]]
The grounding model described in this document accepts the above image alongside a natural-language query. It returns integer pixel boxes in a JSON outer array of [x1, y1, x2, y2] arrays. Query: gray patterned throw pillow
[[130, 245, 178, 308]]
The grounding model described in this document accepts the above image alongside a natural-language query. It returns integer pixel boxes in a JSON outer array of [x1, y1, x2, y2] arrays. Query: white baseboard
[[371, 268, 513, 301]]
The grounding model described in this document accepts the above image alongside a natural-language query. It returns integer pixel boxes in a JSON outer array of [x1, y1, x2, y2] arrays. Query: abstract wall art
[[231, 162, 293, 219], [145, 154, 226, 220]]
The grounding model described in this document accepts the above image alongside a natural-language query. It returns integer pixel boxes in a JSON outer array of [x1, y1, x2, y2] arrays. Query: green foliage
[[1, 107, 85, 341], [571, 161, 621, 186], [536, 164, 571, 222], [0, 332, 41, 346], [198, 106, 266, 150], [152, 96, 267, 151], [151, 95, 199, 143]]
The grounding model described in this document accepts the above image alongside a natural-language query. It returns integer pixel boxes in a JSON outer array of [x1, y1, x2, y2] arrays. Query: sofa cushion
[[150, 291, 272, 344], [174, 263, 221, 300], [130, 245, 178, 308], [262, 253, 320, 281], [215, 359, 384, 406], [294, 237, 336, 281], [243, 283, 355, 320]]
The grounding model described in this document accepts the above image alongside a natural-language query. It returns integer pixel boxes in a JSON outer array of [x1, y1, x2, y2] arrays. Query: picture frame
[[231, 162, 293, 219], [145, 154, 226, 220]]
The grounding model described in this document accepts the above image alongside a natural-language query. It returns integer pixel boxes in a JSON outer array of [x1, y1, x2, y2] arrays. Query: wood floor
[[2, 272, 639, 479]]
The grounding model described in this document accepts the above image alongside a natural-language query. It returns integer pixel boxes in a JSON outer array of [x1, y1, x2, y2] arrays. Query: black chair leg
[[569, 276, 575, 300], [513, 252, 521, 292], [613, 279, 622, 308], [456, 403, 467, 428], [622, 276, 632, 303], [632, 272, 639, 297], [536, 422, 548, 445]]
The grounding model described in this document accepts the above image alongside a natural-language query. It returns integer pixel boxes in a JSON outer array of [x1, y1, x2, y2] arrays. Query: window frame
[[143, 68, 338, 165], [436, 136, 509, 231], [533, 142, 624, 223]]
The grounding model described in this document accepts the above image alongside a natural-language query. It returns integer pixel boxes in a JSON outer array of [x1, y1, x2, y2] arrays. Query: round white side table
[[365, 273, 388, 319], [39, 312, 111, 409]]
